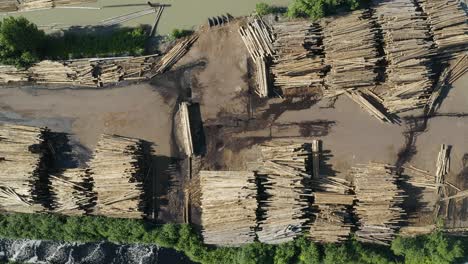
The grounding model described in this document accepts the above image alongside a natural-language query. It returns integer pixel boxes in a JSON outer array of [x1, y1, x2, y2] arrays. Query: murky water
[[1, 0, 290, 34], [0, 238, 194, 264]]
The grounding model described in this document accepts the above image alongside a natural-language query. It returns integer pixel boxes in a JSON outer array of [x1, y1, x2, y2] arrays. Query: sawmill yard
[[0, 0, 467, 259]]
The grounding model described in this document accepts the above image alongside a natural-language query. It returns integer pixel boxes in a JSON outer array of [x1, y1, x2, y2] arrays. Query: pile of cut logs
[[0, 55, 159, 87], [239, 18, 274, 97], [199, 170, 257, 246], [323, 10, 380, 92], [270, 21, 326, 96], [352, 163, 405, 245], [50, 169, 93, 215], [425, 54, 467, 114], [374, 0, 434, 113], [0, 123, 46, 213], [89, 134, 146, 219], [1, 0, 97, 12], [254, 141, 311, 244], [154, 35, 199, 74], [419, 0, 468, 59], [174, 102, 194, 157]]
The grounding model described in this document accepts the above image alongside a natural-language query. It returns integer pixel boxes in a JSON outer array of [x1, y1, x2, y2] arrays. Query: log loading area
[[0, 0, 467, 248]]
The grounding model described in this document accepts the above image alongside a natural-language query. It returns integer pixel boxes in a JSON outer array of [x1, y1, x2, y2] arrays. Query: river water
[[2, 0, 290, 34], [0, 239, 193, 264]]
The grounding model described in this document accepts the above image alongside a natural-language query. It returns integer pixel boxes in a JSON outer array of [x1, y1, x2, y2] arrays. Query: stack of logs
[[374, 0, 434, 113], [352, 163, 405, 245], [154, 35, 199, 74], [239, 18, 274, 97], [254, 141, 310, 244], [271, 21, 326, 96], [425, 54, 467, 114], [310, 190, 355, 243], [0, 123, 46, 213], [199, 170, 257, 246], [1, 55, 159, 87], [89, 134, 146, 219], [0, 0, 98, 12], [50, 169, 93, 215], [419, 0, 468, 60], [323, 10, 380, 93]]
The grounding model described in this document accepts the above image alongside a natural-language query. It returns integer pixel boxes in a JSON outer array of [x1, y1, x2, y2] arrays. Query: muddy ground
[[0, 20, 466, 229]]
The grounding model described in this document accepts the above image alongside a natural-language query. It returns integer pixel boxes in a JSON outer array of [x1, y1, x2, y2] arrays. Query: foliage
[[391, 231, 464, 264], [287, 0, 365, 20], [0, 16, 45, 68], [45, 26, 147, 59], [0, 16, 148, 68], [169, 28, 194, 40], [255, 2, 287, 16], [0, 213, 467, 264]]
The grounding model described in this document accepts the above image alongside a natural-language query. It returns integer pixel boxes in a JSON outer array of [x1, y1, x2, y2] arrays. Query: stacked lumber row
[[374, 0, 434, 113], [310, 144, 355, 244], [88, 134, 146, 219], [309, 204, 352, 243], [154, 34, 199, 74], [403, 165, 437, 189], [0, 55, 159, 87], [425, 54, 467, 114], [352, 163, 405, 245], [0, 0, 17, 12], [239, 18, 274, 97], [0, 66, 29, 83], [239, 18, 275, 60], [419, 0, 468, 59], [435, 144, 450, 196], [50, 169, 93, 215], [0, 123, 46, 213], [270, 21, 326, 95], [174, 102, 194, 157], [9, 0, 96, 11], [255, 141, 310, 244], [345, 89, 393, 123], [323, 10, 380, 91], [200, 171, 257, 246]]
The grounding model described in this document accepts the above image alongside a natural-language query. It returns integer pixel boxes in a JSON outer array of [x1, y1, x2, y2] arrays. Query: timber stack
[[402, 165, 438, 212], [345, 89, 393, 123], [0, 66, 29, 83], [419, 0, 468, 60], [154, 34, 199, 74], [374, 0, 434, 114], [435, 144, 450, 196], [352, 163, 405, 245], [309, 141, 355, 243], [323, 10, 380, 93], [254, 141, 310, 244], [174, 102, 194, 157], [270, 21, 325, 96], [50, 168, 93, 215], [89, 134, 147, 219], [0, 55, 159, 87], [0, 123, 46, 213], [199, 170, 257, 246], [0, 0, 17, 11], [239, 17, 274, 97], [425, 54, 468, 114]]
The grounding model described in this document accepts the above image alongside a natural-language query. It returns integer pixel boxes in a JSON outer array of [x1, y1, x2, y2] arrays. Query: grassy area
[[0, 16, 148, 68], [0, 213, 466, 264]]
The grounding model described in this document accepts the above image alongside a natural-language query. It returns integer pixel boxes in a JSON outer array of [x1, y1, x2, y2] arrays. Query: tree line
[[0, 16, 148, 68], [256, 0, 367, 20], [0, 213, 465, 264]]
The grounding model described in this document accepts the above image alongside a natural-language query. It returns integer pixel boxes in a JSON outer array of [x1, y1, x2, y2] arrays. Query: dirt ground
[[0, 83, 177, 158]]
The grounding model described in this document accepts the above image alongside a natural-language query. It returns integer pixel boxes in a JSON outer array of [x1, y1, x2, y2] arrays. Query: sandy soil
[[0, 83, 177, 157], [177, 21, 252, 123]]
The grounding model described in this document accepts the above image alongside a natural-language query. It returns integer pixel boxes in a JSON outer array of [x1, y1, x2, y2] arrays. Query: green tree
[[287, 0, 364, 20], [391, 232, 464, 264], [256, 3, 273, 16], [296, 237, 321, 263], [0, 16, 45, 67]]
